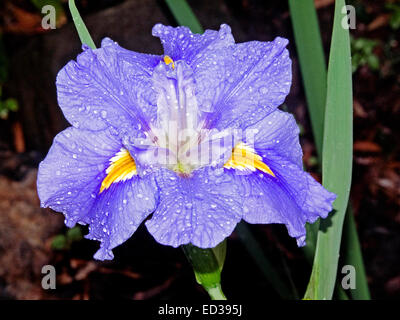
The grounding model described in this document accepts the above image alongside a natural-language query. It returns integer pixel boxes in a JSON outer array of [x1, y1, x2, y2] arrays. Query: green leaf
[[0, 98, 18, 119], [342, 207, 371, 299], [335, 282, 350, 300], [350, 36, 379, 72], [182, 241, 227, 300], [288, 0, 327, 157], [290, 0, 369, 300], [387, 3, 400, 30], [4, 98, 18, 112], [68, 0, 96, 49], [51, 235, 68, 250], [164, 0, 204, 34], [304, 0, 353, 300], [366, 54, 379, 70], [66, 226, 83, 242]]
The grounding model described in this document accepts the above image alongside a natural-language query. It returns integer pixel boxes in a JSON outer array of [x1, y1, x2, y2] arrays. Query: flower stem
[[206, 284, 227, 300], [182, 242, 227, 300]]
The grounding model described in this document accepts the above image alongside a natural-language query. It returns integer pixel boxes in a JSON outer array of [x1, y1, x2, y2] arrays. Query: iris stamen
[[163, 55, 175, 69]]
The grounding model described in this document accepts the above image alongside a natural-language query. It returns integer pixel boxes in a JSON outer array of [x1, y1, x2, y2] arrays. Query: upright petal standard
[[38, 24, 336, 260]]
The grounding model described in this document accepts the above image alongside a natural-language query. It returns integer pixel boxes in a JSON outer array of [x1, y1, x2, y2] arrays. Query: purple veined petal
[[230, 153, 336, 246], [37, 127, 157, 260], [196, 37, 292, 130], [244, 109, 303, 169], [37, 127, 121, 217], [56, 38, 161, 133], [152, 23, 234, 65], [146, 167, 242, 248], [86, 175, 157, 260]]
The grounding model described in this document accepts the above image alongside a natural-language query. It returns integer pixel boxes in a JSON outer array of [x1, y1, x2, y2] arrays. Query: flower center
[[148, 57, 206, 174], [134, 57, 275, 178]]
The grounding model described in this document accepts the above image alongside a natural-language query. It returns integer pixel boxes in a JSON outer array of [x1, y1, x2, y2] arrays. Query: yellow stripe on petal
[[99, 148, 137, 193], [224, 142, 275, 177], [164, 55, 175, 69]]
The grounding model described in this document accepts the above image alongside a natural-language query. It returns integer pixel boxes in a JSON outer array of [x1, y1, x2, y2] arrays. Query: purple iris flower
[[37, 24, 336, 260]]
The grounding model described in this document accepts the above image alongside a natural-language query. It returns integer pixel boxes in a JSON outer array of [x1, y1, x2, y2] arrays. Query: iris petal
[[233, 109, 336, 246], [87, 174, 157, 260], [195, 38, 292, 130], [152, 23, 234, 65], [56, 38, 161, 133], [245, 110, 303, 168], [231, 155, 335, 246], [37, 127, 157, 260], [146, 168, 242, 248]]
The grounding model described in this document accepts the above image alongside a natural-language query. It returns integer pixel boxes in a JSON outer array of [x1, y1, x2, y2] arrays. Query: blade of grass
[[304, 0, 353, 300], [289, 0, 348, 300], [182, 241, 227, 300], [288, 0, 327, 157], [342, 206, 371, 299], [335, 282, 350, 300], [165, 0, 204, 34], [68, 0, 96, 49], [289, 0, 369, 300]]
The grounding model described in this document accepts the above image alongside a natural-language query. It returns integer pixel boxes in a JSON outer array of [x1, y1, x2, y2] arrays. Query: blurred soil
[[0, 168, 63, 299], [0, 0, 398, 299]]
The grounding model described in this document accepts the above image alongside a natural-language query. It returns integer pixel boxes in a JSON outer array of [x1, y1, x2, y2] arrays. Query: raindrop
[[185, 203, 193, 209], [259, 86, 268, 94], [194, 193, 204, 200]]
